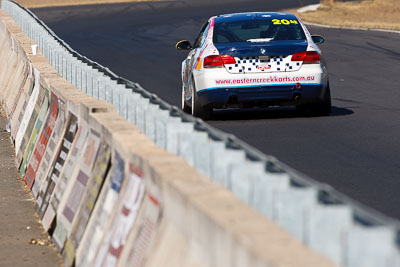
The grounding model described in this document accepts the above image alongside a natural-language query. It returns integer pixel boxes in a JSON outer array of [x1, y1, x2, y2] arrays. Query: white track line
[[297, 4, 320, 13], [304, 21, 400, 34]]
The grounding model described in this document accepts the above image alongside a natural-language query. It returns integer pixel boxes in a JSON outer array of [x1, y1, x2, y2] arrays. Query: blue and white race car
[[176, 12, 331, 119]]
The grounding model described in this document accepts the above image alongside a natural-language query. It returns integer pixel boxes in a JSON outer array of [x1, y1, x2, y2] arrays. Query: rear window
[[213, 18, 306, 44]]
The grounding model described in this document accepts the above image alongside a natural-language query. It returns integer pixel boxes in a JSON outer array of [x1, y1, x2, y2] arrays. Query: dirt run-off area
[[11, 0, 164, 8], [296, 0, 400, 31]]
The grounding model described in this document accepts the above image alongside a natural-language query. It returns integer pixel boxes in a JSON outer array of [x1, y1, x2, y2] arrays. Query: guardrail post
[[71, 59, 79, 87], [210, 147, 246, 188], [165, 122, 194, 154], [74, 62, 81, 88], [81, 67, 88, 94], [229, 161, 265, 204], [87, 69, 94, 97], [98, 77, 107, 100], [92, 76, 99, 99], [307, 205, 353, 265], [111, 83, 121, 110], [144, 103, 160, 142], [252, 172, 290, 219], [155, 111, 180, 148], [135, 96, 150, 131], [116, 85, 128, 116], [193, 136, 212, 177], [119, 90, 131, 120], [126, 93, 141, 125], [66, 58, 72, 83], [62, 57, 67, 80], [178, 131, 208, 167], [346, 226, 400, 267], [275, 188, 317, 241]]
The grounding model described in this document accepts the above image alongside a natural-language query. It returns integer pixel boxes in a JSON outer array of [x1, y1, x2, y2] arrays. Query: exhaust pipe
[[293, 93, 302, 101]]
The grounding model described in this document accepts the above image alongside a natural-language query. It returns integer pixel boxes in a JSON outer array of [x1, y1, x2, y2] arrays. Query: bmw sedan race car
[[176, 12, 331, 119]]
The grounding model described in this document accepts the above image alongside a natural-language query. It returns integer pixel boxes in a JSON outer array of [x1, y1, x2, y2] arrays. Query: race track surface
[[32, 0, 400, 219]]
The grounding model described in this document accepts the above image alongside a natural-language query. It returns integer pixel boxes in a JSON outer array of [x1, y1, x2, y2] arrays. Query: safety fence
[[1, 0, 400, 266]]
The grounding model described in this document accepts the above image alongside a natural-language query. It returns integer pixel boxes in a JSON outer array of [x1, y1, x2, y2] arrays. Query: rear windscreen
[[213, 18, 306, 44]]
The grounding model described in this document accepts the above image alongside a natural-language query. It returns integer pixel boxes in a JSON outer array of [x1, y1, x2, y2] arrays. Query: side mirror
[[311, 35, 325, 44], [176, 40, 192, 51]]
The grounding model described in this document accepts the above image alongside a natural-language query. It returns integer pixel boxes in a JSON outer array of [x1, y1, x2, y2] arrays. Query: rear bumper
[[197, 84, 325, 108]]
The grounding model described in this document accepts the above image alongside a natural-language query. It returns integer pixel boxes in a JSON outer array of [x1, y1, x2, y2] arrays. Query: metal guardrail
[[2, 0, 400, 266]]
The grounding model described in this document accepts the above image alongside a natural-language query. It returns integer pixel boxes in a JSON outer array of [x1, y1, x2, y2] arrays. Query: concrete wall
[[0, 9, 336, 267]]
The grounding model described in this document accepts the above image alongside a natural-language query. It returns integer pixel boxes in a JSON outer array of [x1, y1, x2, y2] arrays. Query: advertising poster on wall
[[40, 122, 87, 231], [75, 151, 125, 267], [24, 92, 59, 189], [94, 163, 146, 267], [52, 128, 101, 251], [31, 97, 67, 199], [118, 186, 162, 267], [10, 92, 29, 141], [38, 113, 78, 229], [8, 62, 31, 140], [14, 67, 41, 155], [17, 82, 48, 168], [63, 142, 112, 267]]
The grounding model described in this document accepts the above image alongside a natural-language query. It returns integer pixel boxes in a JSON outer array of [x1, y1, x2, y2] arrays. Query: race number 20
[[272, 19, 298, 25]]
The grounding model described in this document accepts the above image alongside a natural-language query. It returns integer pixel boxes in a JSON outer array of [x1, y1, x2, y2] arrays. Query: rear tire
[[297, 83, 331, 116], [313, 83, 332, 116], [181, 86, 191, 113], [190, 78, 212, 120]]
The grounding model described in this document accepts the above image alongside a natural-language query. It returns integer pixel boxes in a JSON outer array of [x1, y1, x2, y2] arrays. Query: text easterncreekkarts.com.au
[[215, 75, 316, 85]]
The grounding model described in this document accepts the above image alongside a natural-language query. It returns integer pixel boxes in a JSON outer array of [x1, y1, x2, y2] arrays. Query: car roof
[[214, 12, 298, 24]]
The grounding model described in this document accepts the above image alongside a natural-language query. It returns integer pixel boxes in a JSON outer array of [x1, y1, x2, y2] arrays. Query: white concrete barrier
[[0, 9, 336, 267]]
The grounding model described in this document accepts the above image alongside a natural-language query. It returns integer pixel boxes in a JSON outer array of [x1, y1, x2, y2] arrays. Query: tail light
[[291, 51, 320, 64], [220, 55, 236, 65], [204, 55, 236, 68]]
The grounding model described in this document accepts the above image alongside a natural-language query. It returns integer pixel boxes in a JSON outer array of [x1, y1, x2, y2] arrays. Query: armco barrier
[[1, 1, 400, 266], [0, 8, 337, 267]]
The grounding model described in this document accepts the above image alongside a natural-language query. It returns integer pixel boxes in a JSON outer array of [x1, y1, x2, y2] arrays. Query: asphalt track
[[32, 0, 400, 219]]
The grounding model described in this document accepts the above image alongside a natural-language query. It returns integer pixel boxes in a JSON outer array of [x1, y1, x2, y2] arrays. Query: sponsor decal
[[195, 59, 202, 70], [215, 75, 316, 86], [193, 44, 209, 71], [258, 65, 271, 71]]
